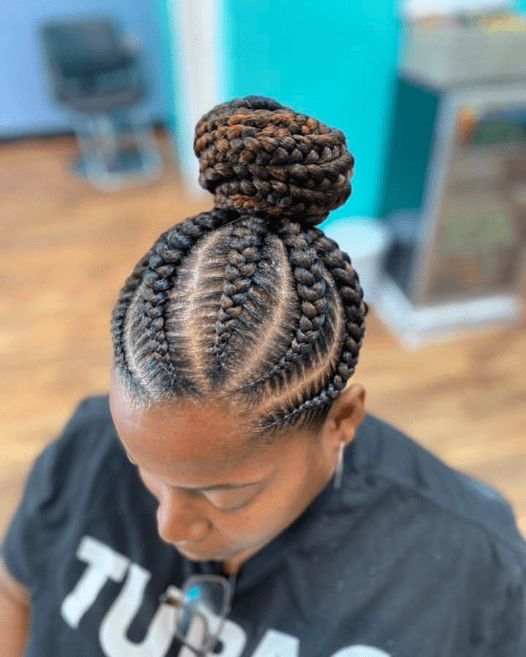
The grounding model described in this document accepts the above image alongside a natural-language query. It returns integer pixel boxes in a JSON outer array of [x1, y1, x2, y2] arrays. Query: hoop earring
[[333, 440, 345, 490]]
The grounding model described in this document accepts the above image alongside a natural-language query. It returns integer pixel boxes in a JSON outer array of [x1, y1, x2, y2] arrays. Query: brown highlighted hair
[[111, 96, 368, 437]]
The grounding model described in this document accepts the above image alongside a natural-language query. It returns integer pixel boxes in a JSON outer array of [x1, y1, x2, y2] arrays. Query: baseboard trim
[[0, 119, 170, 145]]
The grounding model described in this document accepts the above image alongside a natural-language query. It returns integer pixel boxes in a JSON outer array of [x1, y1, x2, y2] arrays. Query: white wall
[[165, 0, 225, 195], [402, 0, 513, 17]]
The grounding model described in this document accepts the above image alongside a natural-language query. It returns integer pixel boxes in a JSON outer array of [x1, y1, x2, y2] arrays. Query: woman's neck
[[222, 543, 264, 576], [222, 554, 246, 576]]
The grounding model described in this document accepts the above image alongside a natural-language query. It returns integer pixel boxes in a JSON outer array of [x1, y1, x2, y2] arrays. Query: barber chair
[[40, 18, 163, 191]]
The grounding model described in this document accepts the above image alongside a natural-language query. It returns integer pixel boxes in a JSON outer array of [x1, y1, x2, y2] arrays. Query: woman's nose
[[156, 487, 210, 544]]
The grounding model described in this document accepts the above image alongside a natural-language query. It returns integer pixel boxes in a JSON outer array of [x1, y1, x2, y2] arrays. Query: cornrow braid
[[211, 215, 269, 383], [309, 225, 369, 370], [111, 248, 155, 385], [111, 209, 235, 397], [265, 228, 368, 431], [254, 224, 367, 433], [277, 221, 330, 361], [239, 220, 332, 397]]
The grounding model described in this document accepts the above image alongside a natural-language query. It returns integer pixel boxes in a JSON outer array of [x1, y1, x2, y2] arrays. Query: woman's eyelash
[[208, 491, 259, 512], [222, 499, 251, 511]]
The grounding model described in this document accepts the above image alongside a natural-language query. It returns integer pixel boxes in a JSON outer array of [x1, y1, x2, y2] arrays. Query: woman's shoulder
[[1, 395, 133, 587], [350, 412, 526, 558], [38, 395, 119, 483], [63, 394, 113, 432], [5, 394, 129, 540], [49, 394, 118, 457]]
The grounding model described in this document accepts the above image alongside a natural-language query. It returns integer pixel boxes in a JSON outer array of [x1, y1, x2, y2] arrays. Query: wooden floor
[[1, 132, 525, 542]]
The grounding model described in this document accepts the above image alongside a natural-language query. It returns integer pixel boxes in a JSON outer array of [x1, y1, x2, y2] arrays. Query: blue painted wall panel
[[0, 0, 166, 138]]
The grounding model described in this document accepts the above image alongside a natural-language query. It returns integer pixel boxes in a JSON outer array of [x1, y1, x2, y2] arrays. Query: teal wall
[[223, 0, 401, 225]]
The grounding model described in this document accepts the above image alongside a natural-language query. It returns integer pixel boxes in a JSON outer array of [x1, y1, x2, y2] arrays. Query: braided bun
[[194, 96, 355, 227]]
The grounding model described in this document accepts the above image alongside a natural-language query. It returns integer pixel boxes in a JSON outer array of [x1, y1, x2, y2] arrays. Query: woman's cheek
[[242, 489, 303, 535], [233, 498, 282, 532]]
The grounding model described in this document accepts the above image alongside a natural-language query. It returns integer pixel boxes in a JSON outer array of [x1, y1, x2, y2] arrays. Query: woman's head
[[109, 96, 368, 569], [111, 96, 368, 436]]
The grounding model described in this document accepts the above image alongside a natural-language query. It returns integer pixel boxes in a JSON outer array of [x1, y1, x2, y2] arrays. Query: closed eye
[[203, 487, 262, 512]]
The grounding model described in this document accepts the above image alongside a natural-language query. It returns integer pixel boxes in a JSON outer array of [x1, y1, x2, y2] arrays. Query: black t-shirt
[[2, 395, 525, 657]]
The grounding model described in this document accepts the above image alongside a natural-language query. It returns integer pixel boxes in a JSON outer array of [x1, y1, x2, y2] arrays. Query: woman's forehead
[[109, 371, 321, 483], [109, 379, 291, 479], [114, 397, 241, 453]]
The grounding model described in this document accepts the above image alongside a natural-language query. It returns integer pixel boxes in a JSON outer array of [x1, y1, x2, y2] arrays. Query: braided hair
[[111, 96, 368, 438]]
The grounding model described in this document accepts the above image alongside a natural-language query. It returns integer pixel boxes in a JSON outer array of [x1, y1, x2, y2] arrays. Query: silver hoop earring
[[333, 440, 345, 490]]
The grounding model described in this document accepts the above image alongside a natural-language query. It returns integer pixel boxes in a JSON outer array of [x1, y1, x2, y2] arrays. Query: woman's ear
[[322, 383, 366, 447]]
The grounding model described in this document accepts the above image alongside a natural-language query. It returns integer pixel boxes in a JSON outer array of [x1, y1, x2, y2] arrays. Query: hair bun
[[194, 96, 355, 227]]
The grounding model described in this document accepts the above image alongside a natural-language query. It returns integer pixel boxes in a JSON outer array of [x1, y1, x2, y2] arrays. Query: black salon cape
[[2, 395, 525, 657]]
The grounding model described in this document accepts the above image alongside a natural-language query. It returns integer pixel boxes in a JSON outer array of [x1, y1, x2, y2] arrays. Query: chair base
[[71, 149, 149, 177], [70, 111, 163, 192]]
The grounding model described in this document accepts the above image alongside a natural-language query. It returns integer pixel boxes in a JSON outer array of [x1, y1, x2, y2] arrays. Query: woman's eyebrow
[[123, 448, 264, 492]]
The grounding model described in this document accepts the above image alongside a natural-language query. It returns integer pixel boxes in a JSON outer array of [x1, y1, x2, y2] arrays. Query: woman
[[1, 96, 525, 657]]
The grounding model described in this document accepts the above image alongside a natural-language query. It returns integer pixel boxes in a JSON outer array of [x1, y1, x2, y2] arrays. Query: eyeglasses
[[159, 574, 235, 656]]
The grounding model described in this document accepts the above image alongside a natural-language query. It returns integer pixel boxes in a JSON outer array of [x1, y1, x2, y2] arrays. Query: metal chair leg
[[69, 109, 163, 191]]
